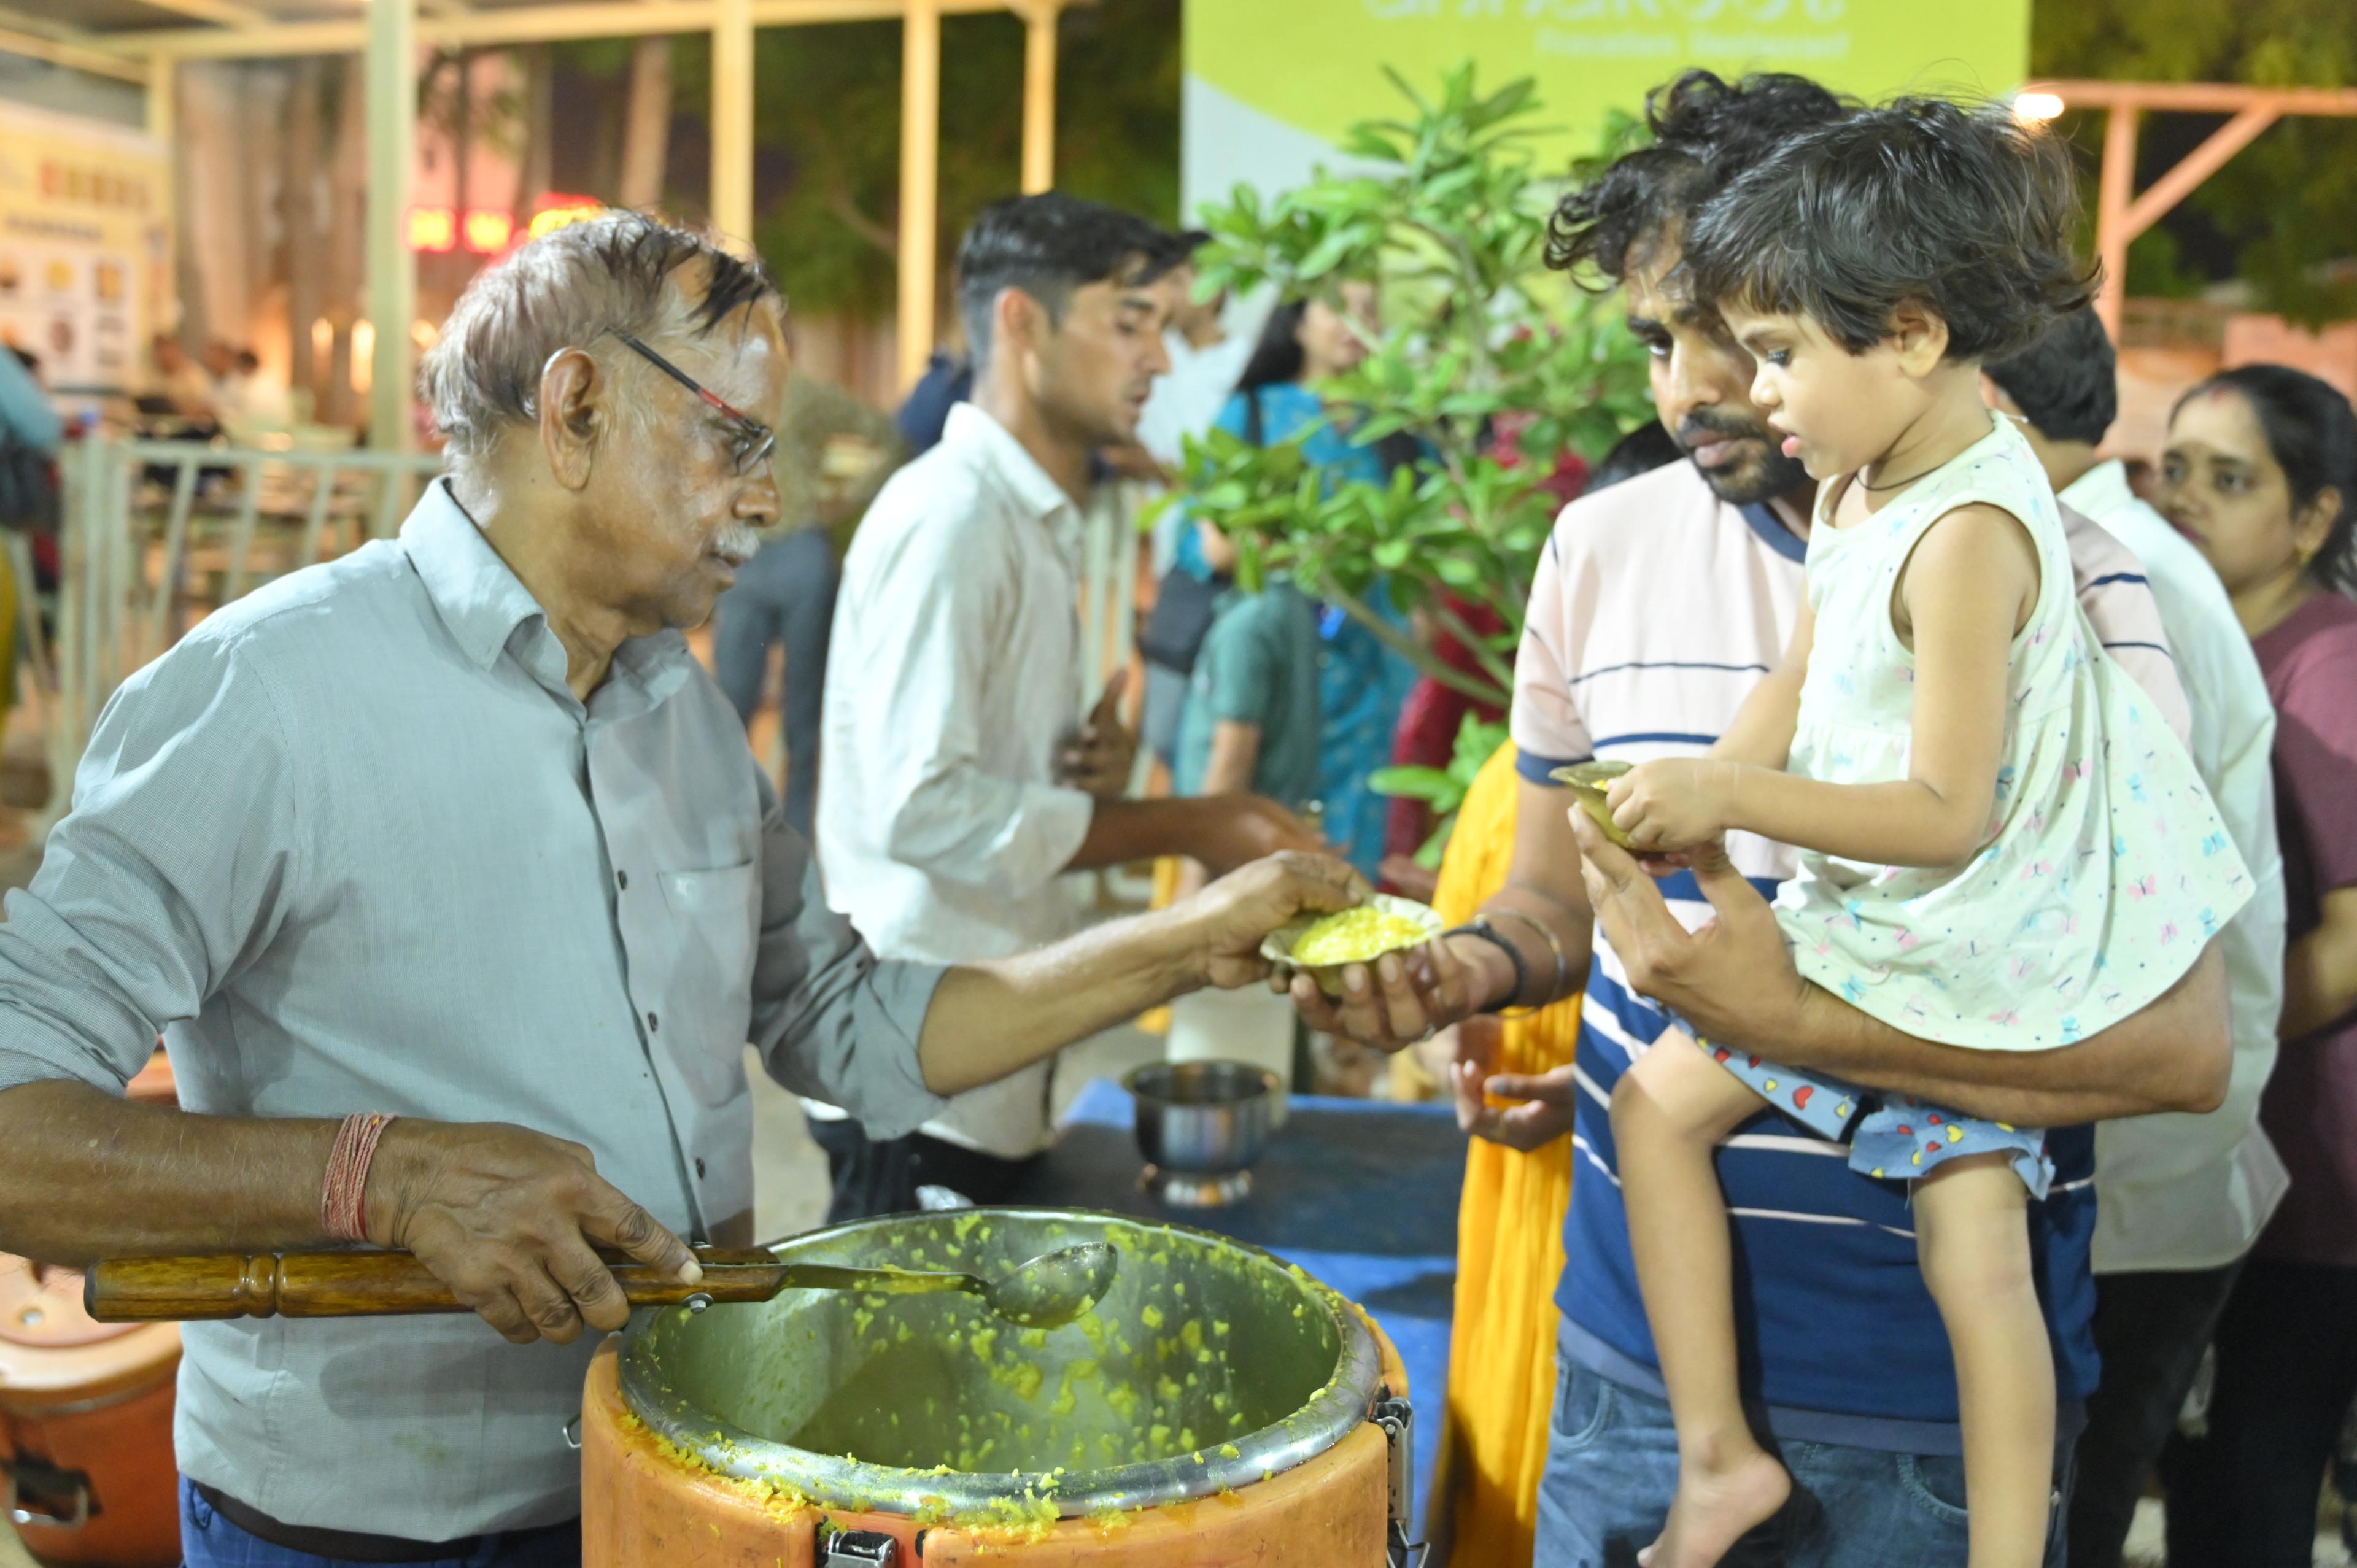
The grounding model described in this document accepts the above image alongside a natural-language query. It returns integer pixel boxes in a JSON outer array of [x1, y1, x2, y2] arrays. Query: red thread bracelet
[[322, 1112, 395, 1243]]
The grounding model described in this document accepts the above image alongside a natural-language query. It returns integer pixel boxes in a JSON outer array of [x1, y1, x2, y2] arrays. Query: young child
[[1595, 101, 2255, 1568]]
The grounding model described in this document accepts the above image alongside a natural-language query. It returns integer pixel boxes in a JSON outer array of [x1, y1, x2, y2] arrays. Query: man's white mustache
[[713, 522, 762, 563]]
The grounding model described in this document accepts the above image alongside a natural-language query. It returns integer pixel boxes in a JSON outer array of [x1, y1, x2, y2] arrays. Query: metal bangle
[[1488, 905, 1572, 1011], [1442, 920, 1527, 1016]]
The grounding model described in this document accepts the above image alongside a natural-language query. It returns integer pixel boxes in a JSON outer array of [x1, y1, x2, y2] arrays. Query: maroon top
[[2253, 590, 2357, 1267]]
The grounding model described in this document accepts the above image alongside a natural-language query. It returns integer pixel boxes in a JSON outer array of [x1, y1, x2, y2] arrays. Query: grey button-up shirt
[[0, 480, 947, 1536]]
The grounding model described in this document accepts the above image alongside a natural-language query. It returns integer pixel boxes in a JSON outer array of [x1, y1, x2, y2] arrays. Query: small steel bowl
[[1552, 759, 1638, 848], [1125, 1059, 1280, 1207], [1258, 892, 1446, 997]]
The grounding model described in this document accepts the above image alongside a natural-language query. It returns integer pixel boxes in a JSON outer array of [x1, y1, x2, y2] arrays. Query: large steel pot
[[614, 1208, 1386, 1524]]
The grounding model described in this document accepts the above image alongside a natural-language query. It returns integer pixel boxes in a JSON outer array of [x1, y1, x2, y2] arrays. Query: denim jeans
[[710, 527, 839, 843], [1534, 1354, 2073, 1567], [180, 1478, 581, 1568]]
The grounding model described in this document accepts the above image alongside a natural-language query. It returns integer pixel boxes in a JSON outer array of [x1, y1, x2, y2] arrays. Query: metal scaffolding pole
[[1020, 1, 1055, 195], [144, 54, 175, 141], [364, 0, 417, 452], [896, 0, 940, 390], [710, 0, 754, 242]]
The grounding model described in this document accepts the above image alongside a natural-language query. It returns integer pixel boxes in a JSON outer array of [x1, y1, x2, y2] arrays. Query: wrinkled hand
[[1607, 758, 1743, 853], [1285, 935, 1492, 1054], [1056, 673, 1139, 801], [1191, 794, 1327, 875], [365, 1120, 699, 1346], [1572, 808, 1809, 1051], [1447, 1014, 1579, 1151], [1186, 851, 1370, 989]]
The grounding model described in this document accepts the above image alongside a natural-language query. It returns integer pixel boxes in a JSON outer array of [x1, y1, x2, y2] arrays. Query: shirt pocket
[[654, 861, 759, 1103]]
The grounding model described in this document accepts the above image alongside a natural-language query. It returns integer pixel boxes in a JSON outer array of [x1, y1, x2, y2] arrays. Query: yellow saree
[[1426, 741, 1579, 1567]]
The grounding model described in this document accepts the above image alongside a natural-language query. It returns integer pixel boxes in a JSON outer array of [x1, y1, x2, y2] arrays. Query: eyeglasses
[[616, 333, 777, 477]]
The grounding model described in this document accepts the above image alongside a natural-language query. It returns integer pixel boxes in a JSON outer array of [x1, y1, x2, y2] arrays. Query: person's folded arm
[[2282, 883, 2357, 1044], [2267, 638, 2357, 1043], [1572, 814, 2231, 1126]]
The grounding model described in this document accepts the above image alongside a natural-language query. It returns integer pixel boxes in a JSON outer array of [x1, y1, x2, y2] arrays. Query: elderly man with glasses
[[0, 212, 1362, 1568]]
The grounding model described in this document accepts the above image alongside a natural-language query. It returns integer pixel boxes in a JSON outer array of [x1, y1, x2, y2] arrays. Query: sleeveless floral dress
[[1706, 415, 2254, 1192]]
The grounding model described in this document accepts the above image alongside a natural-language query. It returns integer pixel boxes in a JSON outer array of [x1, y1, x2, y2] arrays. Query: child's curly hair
[[1681, 96, 2097, 362]]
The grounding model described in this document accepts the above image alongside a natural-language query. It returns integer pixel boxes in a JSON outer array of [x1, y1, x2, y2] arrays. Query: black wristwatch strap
[[1444, 917, 1527, 1014]]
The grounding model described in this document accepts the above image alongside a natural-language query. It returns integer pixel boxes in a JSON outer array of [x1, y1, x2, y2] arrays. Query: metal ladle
[[768, 1242, 1121, 1329]]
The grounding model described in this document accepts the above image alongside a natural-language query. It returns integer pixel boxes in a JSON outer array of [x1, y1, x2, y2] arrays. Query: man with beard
[[1291, 73, 2237, 1564], [815, 195, 1319, 1218]]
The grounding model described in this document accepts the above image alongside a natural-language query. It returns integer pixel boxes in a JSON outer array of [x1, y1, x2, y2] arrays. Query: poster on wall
[[1183, 0, 2032, 219], [0, 100, 171, 396]]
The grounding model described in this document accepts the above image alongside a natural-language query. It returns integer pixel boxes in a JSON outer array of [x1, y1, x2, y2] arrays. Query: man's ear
[[994, 285, 1046, 364], [1887, 300, 1951, 377], [538, 347, 602, 491]]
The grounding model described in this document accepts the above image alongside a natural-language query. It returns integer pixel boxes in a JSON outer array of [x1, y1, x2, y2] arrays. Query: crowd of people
[[0, 55, 2351, 1568], [1296, 72, 2357, 1568], [693, 79, 2357, 1561], [141, 332, 293, 433]]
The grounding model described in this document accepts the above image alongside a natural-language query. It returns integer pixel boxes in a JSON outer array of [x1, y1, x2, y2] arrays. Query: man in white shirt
[[1985, 306, 2292, 1568], [815, 195, 1319, 1216]]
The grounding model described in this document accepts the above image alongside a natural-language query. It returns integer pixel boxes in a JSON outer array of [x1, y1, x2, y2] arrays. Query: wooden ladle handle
[[82, 1248, 773, 1322], [85, 1251, 466, 1321]]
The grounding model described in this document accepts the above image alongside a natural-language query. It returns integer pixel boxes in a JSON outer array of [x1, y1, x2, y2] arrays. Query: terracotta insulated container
[[583, 1336, 1401, 1564], [581, 1210, 1415, 1564], [0, 1258, 182, 1568], [0, 1048, 183, 1566]]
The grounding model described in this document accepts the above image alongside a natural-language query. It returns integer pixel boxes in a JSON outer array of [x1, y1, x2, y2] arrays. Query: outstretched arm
[[1611, 504, 2036, 865], [919, 853, 1364, 1094], [1575, 817, 2230, 1125]]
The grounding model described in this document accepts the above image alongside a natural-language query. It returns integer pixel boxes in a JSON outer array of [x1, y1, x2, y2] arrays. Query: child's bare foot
[[1639, 1447, 1792, 1568]]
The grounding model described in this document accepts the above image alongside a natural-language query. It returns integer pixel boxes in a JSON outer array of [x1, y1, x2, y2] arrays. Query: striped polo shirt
[[1512, 457, 2189, 1452]]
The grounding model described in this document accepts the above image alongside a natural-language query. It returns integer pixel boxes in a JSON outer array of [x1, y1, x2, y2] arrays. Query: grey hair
[[419, 209, 780, 468]]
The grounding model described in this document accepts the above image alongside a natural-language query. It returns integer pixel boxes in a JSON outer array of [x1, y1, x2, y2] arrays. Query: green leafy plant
[[1172, 64, 1655, 712], [1369, 716, 1512, 870]]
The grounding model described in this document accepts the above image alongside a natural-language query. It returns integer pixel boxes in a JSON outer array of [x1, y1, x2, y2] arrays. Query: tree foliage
[[1172, 66, 1654, 712], [1371, 716, 1512, 868], [660, 2, 1179, 320], [2035, 1, 2357, 322]]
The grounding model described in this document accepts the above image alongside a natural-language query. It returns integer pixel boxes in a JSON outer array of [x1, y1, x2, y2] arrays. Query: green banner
[[1186, 0, 2031, 174]]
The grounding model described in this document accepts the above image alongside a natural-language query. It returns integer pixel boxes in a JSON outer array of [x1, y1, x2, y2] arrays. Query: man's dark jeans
[[805, 1113, 1040, 1223], [1534, 1334, 2073, 1567], [2160, 1259, 2357, 1567], [2065, 1257, 2247, 1568], [711, 528, 838, 843]]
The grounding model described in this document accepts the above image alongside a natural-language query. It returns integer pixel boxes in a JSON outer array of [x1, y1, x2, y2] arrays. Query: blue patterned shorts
[[1693, 1034, 2054, 1199]]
